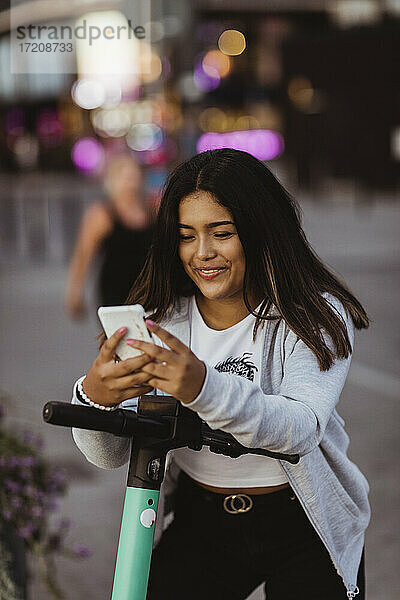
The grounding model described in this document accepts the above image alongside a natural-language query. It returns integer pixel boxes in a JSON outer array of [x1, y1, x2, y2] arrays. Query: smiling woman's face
[[178, 190, 246, 304]]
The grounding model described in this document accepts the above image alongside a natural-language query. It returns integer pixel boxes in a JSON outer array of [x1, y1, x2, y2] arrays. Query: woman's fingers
[[114, 370, 155, 391], [126, 338, 176, 365], [101, 327, 129, 361], [112, 351, 155, 376], [125, 320, 193, 365]]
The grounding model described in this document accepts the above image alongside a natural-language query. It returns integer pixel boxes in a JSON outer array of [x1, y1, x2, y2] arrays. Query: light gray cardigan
[[72, 293, 370, 599]]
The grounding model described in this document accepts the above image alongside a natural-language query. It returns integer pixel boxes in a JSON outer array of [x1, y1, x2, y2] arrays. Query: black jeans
[[147, 470, 365, 600]]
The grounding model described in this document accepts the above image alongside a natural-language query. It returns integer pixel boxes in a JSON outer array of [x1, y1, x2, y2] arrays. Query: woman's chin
[[196, 286, 232, 301]]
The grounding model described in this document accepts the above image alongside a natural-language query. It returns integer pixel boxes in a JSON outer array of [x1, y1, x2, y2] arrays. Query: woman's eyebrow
[[179, 220, 235, 229]]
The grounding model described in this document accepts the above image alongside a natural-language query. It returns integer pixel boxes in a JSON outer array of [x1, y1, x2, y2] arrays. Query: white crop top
[[173, 295, 289, 488]]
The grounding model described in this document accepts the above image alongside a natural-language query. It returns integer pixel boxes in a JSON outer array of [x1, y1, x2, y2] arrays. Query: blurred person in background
[[64, 154, 155, 318]]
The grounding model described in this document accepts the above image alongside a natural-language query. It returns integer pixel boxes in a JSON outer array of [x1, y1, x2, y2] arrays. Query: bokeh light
[[194, 57, 220, 92], [139, 42, 163, 83], [218, 29, 246, 56], [131, 99, 162, 125], [329, 1, 382, 28], [101, 78, 123, 107], [198, 107, 228, 132], [126, 123, 163, 152], [202, 50, 231, 78], [75, 11, 142, 89], [178, 72, 203, 101], [91, 106, 131, 138], [288, 76, 314, 110], [36, 109, 63, 148], [13, 134, 39, 168], [71, 137, 105, 173], [235, 115, 260, 130], [71, 79, 106, 110], [4, 108, 25, 136], [197, 129, 284, 161]]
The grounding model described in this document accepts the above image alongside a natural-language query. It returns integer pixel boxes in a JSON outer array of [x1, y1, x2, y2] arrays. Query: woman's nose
[[195, 237, 217, 260]]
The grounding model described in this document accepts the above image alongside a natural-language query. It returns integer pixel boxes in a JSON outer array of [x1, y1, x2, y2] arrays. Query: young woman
[[71, 149, 370, 599]]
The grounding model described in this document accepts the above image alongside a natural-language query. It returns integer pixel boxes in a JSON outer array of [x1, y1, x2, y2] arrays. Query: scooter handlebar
[[43, 401, 299, 464]]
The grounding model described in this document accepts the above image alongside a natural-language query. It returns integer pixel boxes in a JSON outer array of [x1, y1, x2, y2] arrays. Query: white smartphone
[[97, 304, 154, 361]]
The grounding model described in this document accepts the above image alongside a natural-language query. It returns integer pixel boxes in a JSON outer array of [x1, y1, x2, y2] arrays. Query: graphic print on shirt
[[214, 352, 258, 381]]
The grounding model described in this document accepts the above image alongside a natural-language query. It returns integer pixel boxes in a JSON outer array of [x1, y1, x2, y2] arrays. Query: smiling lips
[[195, 267, 227, 280]]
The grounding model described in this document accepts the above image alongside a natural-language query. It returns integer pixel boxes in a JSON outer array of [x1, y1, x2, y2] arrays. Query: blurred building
[[0, 0, 399, 262]]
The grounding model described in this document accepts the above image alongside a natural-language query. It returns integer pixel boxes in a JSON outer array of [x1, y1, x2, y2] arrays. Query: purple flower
[[8, 456, 21, 468], [72, 544, 92, 558], [17, 523, 34, 539]]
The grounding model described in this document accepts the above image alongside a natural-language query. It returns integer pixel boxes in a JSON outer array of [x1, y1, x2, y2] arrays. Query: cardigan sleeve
[[183, 295, 354, 457], [71, 378, 132, 469]]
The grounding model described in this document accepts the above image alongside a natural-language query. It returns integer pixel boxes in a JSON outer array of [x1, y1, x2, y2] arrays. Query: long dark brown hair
[[107, 148, 369, 371]]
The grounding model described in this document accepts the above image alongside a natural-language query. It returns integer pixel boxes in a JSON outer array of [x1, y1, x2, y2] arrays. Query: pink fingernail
[[126, 339, 137, 346], [118, 327, 127, 334], [146, 319, 155, 327]]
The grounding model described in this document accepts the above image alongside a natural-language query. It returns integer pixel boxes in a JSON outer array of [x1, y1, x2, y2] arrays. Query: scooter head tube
[[137, 395, 203, 449], [128, 396, 203, 489]]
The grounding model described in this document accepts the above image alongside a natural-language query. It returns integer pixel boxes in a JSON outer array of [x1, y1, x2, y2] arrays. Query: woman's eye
[[179, 232, 234, 241]]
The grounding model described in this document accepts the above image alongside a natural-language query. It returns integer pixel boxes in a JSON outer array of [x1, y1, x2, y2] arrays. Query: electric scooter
[[43, 395, 299, 600]]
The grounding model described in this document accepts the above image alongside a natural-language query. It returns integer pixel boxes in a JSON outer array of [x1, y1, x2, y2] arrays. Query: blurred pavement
[[0, 184, 399, 600]]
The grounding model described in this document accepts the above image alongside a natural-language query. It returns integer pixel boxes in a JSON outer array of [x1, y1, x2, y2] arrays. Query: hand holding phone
[[82, 305, 157, 408], [98, 305, 154, 361]]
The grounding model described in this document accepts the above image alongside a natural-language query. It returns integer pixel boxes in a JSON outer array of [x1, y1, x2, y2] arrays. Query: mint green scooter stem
[[111, 486, 160, 600], [110, 426, 171, 600]]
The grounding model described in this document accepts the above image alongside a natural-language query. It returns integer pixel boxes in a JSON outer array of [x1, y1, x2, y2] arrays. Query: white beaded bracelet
[[77, 376, 119, 411]]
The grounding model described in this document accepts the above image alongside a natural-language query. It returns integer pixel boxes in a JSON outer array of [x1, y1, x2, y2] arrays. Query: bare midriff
[[193, 480, 290, 495]]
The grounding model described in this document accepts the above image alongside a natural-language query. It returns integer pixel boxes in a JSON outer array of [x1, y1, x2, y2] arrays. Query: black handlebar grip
[[43, 401, 171, 439], [201, 423, 300, 464], [43, 401, 126, 435]]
